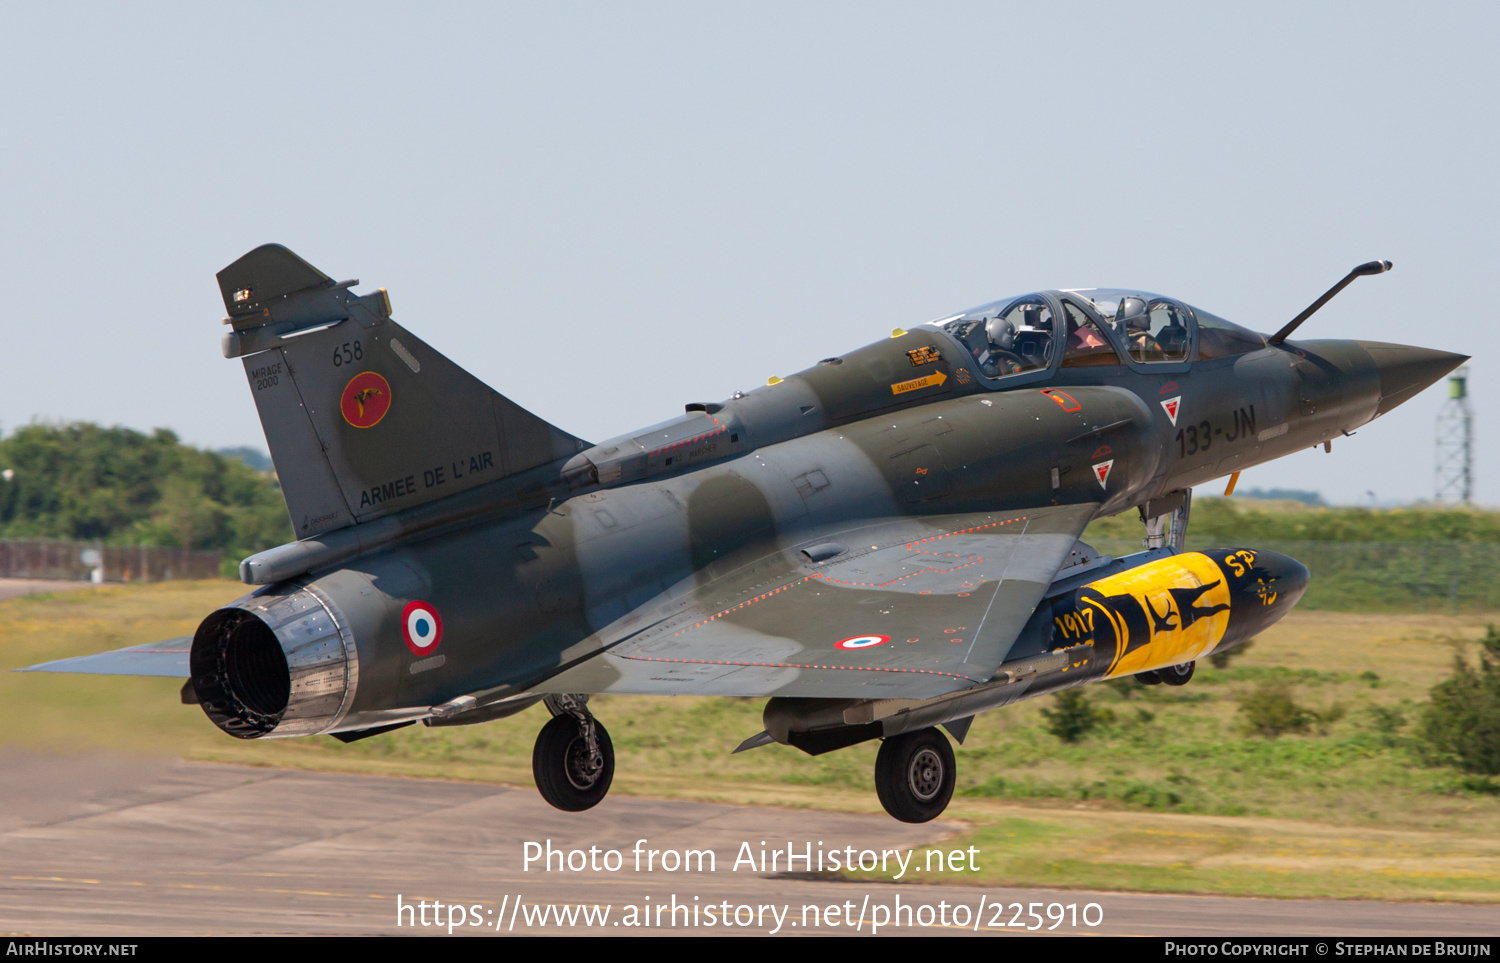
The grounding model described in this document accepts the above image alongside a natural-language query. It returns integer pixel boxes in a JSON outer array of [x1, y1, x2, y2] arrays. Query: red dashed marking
[[669, 577, 815, 637], [621, 652, 975, 680], [903, 516, 1024, 551], [649, 514, 1030, 655], [648, 417, 728, 458], [811, 555, 983, 588]]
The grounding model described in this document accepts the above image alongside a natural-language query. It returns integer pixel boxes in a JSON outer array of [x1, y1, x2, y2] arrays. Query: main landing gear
[[533, 694, 615, 812], [1158, 661, 1195, 686], [874, 727, 956, 823], [1140, 487, 1192, 552], [1136, 660, 1196, 686], [1135, 487, 1198, 691]]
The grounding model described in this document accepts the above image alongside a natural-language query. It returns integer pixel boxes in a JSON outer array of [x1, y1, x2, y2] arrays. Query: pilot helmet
[[984, 316, 1017, 351], [1118, 296, 1149, 330]]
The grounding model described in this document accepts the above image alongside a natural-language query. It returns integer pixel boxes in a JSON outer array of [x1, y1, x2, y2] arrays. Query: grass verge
[[3, 581, 1498, 901]]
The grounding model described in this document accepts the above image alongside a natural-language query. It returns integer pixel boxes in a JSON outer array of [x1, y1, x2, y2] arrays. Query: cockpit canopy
[[1067, 289, 1193, 364], [927, 288, 1265, 381], [935, 294, 1058, 379]]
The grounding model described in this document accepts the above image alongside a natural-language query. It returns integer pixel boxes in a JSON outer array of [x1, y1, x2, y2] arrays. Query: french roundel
[[403, 600, 443, 655], [835, 634, 889, 651]]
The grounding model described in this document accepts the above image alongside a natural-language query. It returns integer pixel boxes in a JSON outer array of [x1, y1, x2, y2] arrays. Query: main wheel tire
[[1135, 670, 1163, 685], [874, 728, 956, 823], [532, 714, 614, 812], [1159, 661, 1195, 686]]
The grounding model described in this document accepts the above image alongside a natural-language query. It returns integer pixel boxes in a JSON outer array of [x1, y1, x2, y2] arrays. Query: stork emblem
[[353, 386, 382, 418], [340, 371, 393, 428]]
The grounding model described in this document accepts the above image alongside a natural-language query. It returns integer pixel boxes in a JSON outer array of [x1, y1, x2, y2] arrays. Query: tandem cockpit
[[924, 289, 1268, 384]]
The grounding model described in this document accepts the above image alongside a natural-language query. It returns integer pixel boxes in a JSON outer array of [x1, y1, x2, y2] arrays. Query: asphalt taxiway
[[0, 751, 1494, 937]]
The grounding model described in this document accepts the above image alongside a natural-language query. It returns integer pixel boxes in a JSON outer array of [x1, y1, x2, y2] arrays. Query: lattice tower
[[1435, 367, 1472, 504]]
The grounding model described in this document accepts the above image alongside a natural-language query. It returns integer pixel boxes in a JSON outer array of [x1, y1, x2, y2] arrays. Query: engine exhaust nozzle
[[189, 582, 359, 739]]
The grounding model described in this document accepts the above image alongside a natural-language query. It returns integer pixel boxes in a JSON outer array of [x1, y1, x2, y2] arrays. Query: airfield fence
[[1089, 538, 1500, 613], [0, 539, 221, 583]]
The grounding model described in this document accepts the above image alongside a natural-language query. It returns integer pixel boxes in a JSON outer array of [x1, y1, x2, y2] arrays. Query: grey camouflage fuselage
[[168, 247, 1462, 749]]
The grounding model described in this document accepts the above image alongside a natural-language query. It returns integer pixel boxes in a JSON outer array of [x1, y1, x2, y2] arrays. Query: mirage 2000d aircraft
[[24, 245, 1465, 822]]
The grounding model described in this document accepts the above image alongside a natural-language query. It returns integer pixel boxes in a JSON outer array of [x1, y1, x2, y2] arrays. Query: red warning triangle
[[1092, 459, 1114, 489], [1160, 396, 1181, 426]]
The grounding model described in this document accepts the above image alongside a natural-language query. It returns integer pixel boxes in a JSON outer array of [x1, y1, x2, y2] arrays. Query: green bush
[[1040, 688, 1114, 743], [1209, 640, 1254, 670], [1421, 626, 1500, 775], [1238, 679, 1317, 737], [1368, 705, 1406, 746]]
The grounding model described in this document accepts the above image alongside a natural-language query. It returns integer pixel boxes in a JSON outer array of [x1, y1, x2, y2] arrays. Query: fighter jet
[[23, 246, 1465, 822]]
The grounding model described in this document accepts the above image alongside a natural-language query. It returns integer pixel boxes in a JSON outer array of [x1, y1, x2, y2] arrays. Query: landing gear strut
[[874, 727, 956, 823], [1140, 488, 1192, 551], [533, 694, 614, 812]]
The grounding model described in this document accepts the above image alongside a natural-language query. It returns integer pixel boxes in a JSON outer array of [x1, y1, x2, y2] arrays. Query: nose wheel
[[874, 727, 956, 823], [533, 695, 614, 812]]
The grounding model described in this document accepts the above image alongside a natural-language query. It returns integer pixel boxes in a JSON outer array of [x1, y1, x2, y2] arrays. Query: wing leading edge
[[537, 502, 1098, 700]]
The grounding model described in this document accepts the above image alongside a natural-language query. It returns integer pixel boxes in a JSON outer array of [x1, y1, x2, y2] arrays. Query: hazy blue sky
[[2, 3, 1494, 504]]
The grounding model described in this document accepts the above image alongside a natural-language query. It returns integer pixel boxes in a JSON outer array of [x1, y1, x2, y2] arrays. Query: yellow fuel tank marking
[[1080, 552, 1232, 677], [890, 370, 949, 395]]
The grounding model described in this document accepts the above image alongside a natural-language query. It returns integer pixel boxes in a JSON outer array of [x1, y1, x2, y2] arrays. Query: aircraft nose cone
[[1205, 548, 1311, 650], [1246, 550, 1310, 609], [1355, 341, 1469, 416]]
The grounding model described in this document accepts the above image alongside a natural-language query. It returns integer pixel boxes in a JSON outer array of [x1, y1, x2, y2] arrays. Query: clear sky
[[1, 3, 1494, 505]]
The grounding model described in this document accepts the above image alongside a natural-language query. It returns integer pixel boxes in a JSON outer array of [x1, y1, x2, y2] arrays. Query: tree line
[[0, 423, 291, 560]]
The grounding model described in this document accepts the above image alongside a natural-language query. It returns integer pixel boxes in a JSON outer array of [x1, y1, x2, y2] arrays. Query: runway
[[0, 751, 1493, 937]]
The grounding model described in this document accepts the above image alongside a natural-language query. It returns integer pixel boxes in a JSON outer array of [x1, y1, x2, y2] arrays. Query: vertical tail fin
[[218, 244, 588, 539]]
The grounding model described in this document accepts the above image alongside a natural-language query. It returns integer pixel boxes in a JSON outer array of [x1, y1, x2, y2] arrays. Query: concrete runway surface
[[0, 750, 1494, 937]]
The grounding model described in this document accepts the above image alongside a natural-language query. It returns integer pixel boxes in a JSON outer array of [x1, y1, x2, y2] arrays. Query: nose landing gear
[[533, 694, 615, 812], [874, 727, 956, 823]]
